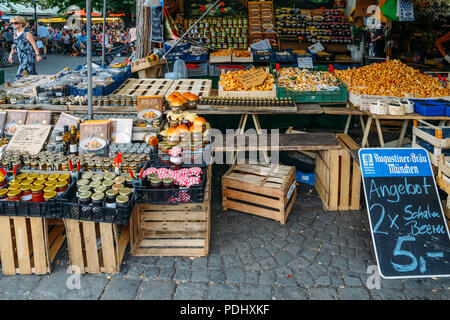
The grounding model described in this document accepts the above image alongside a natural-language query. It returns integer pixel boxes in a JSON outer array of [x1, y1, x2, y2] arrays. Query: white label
[[55, 135, 63, 142], [286, 181, 296, 200], [55, 92, 62, 97], [308, 42, 325, 54], [105, 202, 116, 209], [298, 57, 314, 68], [22, 194, 32, 201], [70, 144, 78, 153]]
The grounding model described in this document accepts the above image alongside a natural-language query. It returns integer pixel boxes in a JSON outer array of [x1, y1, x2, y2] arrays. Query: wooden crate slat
[[224, 200, 284, 222], [223, 188, 282, 209], [29, 218, 47, 274], [141, 211, 208, 221], [139, 239, 205, 247], [141, 230, 206, 238], [82, 221, 101, 274], [99, 222, 118, 274], [131, 247, 206, 257], [223, 176, 281, 197], [0, 217, 17, 275], [13, 217, 32, 274], [140, 221, 207, 233], [117, 226, 130, 267], [350, 163, 362, 210], [48, 226, 65, 263], [340, 151, 351, 210], [64, 219, 85, 273]]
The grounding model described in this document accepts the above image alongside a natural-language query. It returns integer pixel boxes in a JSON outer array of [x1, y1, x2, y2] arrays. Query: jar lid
[[33, 180, 46, 186], [77, 179, 90, 186], [92, 174, 104, 181], [163, 177, 174, 184], [31, 185, 44, 192], [16, 173, 28, 180], [45, 180, 57, 186], [20, 185, 32, 191], [58, 173, 71, 181], [102, 179, 114, 188], [112, 183, 124, 191], [106, 189, 118, 197], [94, 185, 107, 193], [44, 191, 57, 200], [116, 194, 129, 204], [28, 173, 39, 180], [119, 187, 131, 196], [114, 176, 126, 184], [78, 185, 91, 193], [8, 183, 21, 190], [104, 172, 116, 181], [79, 191, 92, 200], [22, 178, 35, 185], [56, 181, 68, 188], [8, 190, 21, 197], [81, 172, 93, 180], [151, 178, 162, 184], [38, 173, 49, 180], [48, 173, 60, 180], [44, 186, 57, 193], [89, 180, 102, 188], [91, 192, 105, 201]]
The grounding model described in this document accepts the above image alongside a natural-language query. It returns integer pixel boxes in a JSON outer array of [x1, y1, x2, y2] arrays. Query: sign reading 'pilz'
[[359, 148, 450, 279]]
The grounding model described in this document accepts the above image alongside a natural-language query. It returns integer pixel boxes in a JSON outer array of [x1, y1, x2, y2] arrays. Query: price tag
[[297, 56, 314, 68], [6, 125, 51, 155], [237, 68, 268, 90], [308, 42, 325, 54]]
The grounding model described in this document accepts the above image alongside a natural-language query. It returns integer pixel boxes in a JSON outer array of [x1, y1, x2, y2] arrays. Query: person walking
[[37, 23, 49, 59], [8, 16, 41, 80]]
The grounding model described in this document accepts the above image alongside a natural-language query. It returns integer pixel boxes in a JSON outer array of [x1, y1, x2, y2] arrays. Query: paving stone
[[251, 247, 271, 260], [403, 289, 439, 300], [315, 275, 331, 286], [137, 280, 175, 300], [173, 270, 191, 282], [315, 231, 332, 242], [316, 252, 332, 265], [174, 258, 192, 270], [340, 246, 357, 258], [338, 287, 370, 300], [342, 272, 363, 287], [275, 273, 297, 287], [222, 255, 242, 268], [330, 255, 348, 270], [65, 276, 109, 300], [142, 267, 159, 281], [157, 268, 175, 281], [238, 285, 272, 300], [174, 283, 207, 300], [125, 265, 145, 279], [403, 279, 427, 290], [303, 239, 322, 251], [273, 286, 307, 300], [380, 278, 404, 290], [191, 257, 208, 269], [191, 269, 211, 283], [287, 256, 310, 271], [0, 275, 42, 299], [329, 271, 345, 287], [223, 267, 245, 284], [370, 289, 406, 300], [308, 287, 338, 300], [248, 237, 265, 248], [239, 253, 256, 266], [220, 244, 238, 255], [259, 270, 276, 286], [207, 254, 223, 269], [284, 243, 302, 256], [300, 249, 319, 262], [207, 284, 239, 300], [287, 233, 306, 244], [259, 256, 278, 270], [245, 271, 259, 285], [273, 251, 293, 265], [307, 264, 328, 279], [141, 256, 159, 266], [294, 271, 315, 287], [325, 224, 339, 235], [31, 268, 73, 300], [100, 279, 140, 300], [210, 270, 226, 284], [347, 259, 368, 274], [156, 257, 175, 268], [272, 238, 289, 249]]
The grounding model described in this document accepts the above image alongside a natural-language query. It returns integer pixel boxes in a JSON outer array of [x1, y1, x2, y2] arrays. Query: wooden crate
[[113, 79, 173, 97], [64, 219, 129, 274], [315, 134, 362, 211], [130, 166, 212, 257], [166, 79, 212, 98], [0, 217, 66, 275], [412, 121, 450, 166], [222, 163, 297, 224]]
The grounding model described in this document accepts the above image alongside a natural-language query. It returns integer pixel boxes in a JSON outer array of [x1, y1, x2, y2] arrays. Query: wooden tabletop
[[212, 132, 341, 152]]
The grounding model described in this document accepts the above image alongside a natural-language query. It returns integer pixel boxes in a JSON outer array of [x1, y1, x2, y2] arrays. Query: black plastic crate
[[136, 165, 208, 205], [0, 198, 62, 218], [60, 182, 135, 225]]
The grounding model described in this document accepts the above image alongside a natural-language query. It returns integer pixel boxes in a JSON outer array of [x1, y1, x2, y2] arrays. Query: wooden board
[[314, 134, 361, 211], [222, 164, 297, 224], [130, 166, 211, 257], [113, 79, 173, 97], [166, 79, 212, 98], [0, 217, 65, 276], [64, 219, 129, 274], [212, 132, 341, 152]]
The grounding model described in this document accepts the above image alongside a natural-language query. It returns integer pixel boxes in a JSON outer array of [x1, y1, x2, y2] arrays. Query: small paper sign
[[297, 57, 314, 68], [6, 125, 51, 155], [237, 69, 268, 90], [137, 96, 163, 112], [308, 42, 325, 54]]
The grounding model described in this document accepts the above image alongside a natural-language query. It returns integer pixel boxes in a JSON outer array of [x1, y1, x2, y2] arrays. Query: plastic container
[[412, 100, 446, 116], [186, 63, 209, 77], [209, 63, 252, 77], [296, 171, 315, 186]]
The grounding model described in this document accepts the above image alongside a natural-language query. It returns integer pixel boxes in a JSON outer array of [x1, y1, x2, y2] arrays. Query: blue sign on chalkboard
[[359, 148, 450, 279]]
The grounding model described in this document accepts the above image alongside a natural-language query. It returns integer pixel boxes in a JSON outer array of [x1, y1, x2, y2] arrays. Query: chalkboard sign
[[359, 148, 450, 279], [150, 5, 163, 44]]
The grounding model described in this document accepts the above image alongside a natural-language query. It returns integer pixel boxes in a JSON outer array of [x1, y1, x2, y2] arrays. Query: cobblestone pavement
[[0, 165, 449, 300]]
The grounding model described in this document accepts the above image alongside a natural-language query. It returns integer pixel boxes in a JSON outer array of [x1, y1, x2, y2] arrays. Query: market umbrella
[[62, 9, 101, 16]]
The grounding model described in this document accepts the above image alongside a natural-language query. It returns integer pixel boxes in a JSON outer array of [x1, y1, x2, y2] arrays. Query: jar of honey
[[7, 189, 22, 201], [31, 185, 45, 202], [20, 185, 33, 202]]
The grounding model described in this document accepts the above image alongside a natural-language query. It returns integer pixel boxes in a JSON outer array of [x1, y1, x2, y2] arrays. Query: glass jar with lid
[[116, 195, 129, 209], [43, 191, 57, 202], [105, 189, 118, 208]]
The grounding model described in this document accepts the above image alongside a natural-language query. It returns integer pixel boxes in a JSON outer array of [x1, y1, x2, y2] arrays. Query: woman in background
[[8, 16, 41, 79]]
